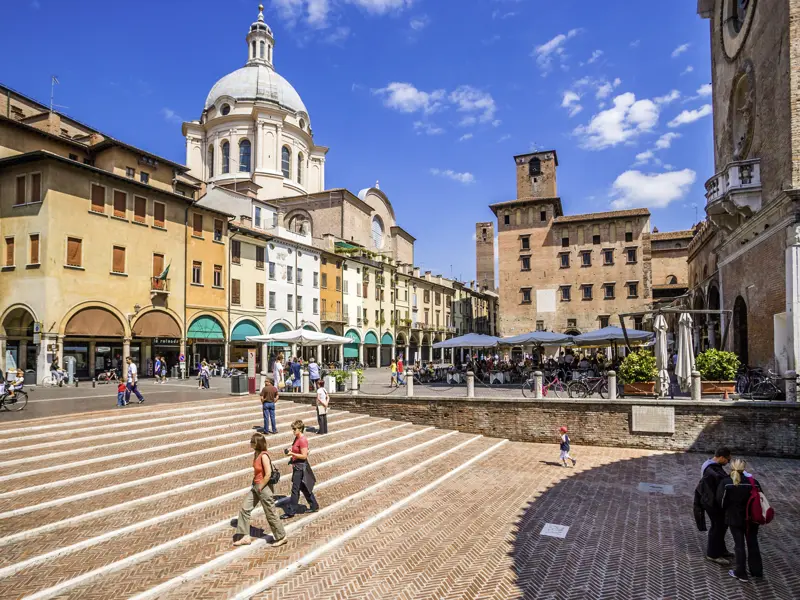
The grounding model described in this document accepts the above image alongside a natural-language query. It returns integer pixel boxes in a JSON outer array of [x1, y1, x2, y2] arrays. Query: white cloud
[[573, 92, 660, 150], [413, 121, 444, 135], [430, 168, 475, 184], [323, 26, 351, 44], [533, 28, 582, 76], [592, 77, 621, 99], [449, 85, 497, 124], [492, 10, 516, 19], [654, 89, 680, 105], [498, 134, 512, 143], [611, 169, 696, 209], [161, 108, 183, 123], [697, 83, 712, 96], [349, 0, 414, 15], [273, 0, 412, 29], [409, 14, 429, 31], [561, 90, 583, 117], [671, 43, 690, 58], [458, 133, 473, 142], [654, 132, 680, 149], [372, 82, 445, 114], [587, 49, 603, 64], [634, 150, 654, 165], [630, 39, 640, 48], [492, 119, 502, 127], [667, 104, 712, 127], [681, 65, 695, 76]]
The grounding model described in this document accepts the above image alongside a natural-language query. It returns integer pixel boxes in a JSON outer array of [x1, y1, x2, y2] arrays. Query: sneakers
[[280, 514, 295, 520], [138, 398, 146, 404], [706, 556, 731, 566], [728, 570, 748, 582], [571, 458, 577, 466], [272, 536, 288, 547]]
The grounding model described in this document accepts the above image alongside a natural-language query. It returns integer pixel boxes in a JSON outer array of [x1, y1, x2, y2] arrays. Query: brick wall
[[293, 393, 800, 457]]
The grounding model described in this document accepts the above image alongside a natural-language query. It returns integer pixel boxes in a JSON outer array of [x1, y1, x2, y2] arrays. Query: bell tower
[[514, 151, 558, 199]]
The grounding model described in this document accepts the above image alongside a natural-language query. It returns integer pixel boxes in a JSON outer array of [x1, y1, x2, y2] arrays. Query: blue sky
[[3, 0, 714, 283]]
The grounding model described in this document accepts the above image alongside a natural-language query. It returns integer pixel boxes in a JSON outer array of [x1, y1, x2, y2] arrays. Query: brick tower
[[476, 222, 495, 291]]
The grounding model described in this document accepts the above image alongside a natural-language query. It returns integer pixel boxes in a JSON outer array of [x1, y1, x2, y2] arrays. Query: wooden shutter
[[67, 237, 81, 267], [30, 173, 41, 203], [152, 253, 164, 277], [5, 238, 14, 266], [193, 213, 203, 236], [256, 246, 264, 269], [15, 176, 25, 206], [256, 282, 264, 307], [154, 202, 165, 228], [232, 279, 241, 304], [91, 184, 105, 213], [232, 240, 241, 264], [113, 191, 126, 218], [213, 264, 222, 287], [112, 246, 126, 273], [29, 234, 39, 264], [134, 196, 147, 223]]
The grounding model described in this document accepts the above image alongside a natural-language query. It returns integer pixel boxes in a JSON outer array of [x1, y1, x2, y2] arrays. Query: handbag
[[267, 456, 281, 485]]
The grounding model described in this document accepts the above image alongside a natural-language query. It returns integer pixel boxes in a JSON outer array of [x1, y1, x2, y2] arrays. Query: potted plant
[[695, 349, 740, 395], [332, 369, 347, 392], [618, 349, 657, 396]]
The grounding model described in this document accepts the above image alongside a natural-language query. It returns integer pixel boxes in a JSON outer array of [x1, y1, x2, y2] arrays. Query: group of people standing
[[271, 354, 321, 392], [694, 447, 771, 582]]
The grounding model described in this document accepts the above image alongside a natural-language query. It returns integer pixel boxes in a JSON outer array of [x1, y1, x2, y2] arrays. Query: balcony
[[321, 311, 347, 323], [704, 159, 761, 231], [151, 277, 170, 295], [411, 322, 422, 330]]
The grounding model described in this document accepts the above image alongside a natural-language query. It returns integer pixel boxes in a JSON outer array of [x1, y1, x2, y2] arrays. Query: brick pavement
[[0, 398, 798, 599]]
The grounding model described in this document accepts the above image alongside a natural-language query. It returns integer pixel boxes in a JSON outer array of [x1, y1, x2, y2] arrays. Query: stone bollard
[[259, 372, 266, 390], [301, 369, 309, 394], [784, 370, 797, 403], [691, 371, 702, 401], [351, 370, 359, 395], [534, 371, 543, 399], [607, 370, 617, 401], [466, 370, 475, 398], [406, 370, 414, 397]]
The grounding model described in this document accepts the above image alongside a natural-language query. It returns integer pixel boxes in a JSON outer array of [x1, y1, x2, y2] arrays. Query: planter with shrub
[[695, 349, 740, 395], [618, 349, 657, 396]]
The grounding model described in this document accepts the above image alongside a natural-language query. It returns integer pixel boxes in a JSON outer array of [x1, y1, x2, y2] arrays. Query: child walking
[[558, 426, 577, 468], [117, 381, 127, 407]]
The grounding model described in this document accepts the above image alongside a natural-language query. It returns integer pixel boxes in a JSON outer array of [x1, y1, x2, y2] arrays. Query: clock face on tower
[[722, 0, 755, 59]]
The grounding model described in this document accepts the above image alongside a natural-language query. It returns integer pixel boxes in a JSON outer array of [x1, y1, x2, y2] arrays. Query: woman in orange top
[[233, 433, 287, 547]]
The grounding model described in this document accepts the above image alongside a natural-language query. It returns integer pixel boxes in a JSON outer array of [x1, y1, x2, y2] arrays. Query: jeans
[[706, 510, 729, 558], [117, 392, 126, 407], [125, 382, 144, 403], [236, 483, 286, 541], [262, 402, 277, 434], [202, 375, 210, 389], [730, 525, 762, 578], [285, 465, 318, 516], [397, 373, 405, 385], [316, 407, 328, 434]]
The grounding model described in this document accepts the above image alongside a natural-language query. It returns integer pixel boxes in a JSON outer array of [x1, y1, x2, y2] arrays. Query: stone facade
[[475, 221, 495, 291]]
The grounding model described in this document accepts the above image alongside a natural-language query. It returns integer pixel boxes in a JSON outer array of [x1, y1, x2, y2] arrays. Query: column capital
[[123, 337, 132, 344]]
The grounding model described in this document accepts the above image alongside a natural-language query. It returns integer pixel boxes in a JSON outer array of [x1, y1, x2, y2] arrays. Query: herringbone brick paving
[[0, 396, 798, 600]]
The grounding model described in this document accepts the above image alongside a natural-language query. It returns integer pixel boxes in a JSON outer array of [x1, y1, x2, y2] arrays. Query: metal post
[[691, 370, 702, 401], [784, 370, 797, 403], [466, 370, 475, 398], [608, 370, 617, 401], [534, 371, 543, 399]]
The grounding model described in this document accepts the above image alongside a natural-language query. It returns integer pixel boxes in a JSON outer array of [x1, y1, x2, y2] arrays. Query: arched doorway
[[344, 329, 361, 365], [230, 319, 263, 369], [2, 306, 36, 373], [64, 307, 127, 378], [381, 332, 394, 365], [396, 333, 406, 363], [409, 334, 419, 365], [187, 315, 225, 371], [364, 331, 379, 367], [421, 334, 430, 362], [733, 296, 749, 367], [132, 310, 182, 377]]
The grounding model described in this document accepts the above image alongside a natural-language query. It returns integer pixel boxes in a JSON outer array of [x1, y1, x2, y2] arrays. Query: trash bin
[[230, 374, 248, 396], [171, 365, 179, 379], [23, 369, 36, 386]]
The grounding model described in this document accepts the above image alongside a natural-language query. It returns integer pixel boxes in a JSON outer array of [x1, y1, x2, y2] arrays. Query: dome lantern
[[246, 4, 274, 68]]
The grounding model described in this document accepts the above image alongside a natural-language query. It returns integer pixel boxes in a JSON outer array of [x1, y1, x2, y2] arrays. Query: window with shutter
[[152, 253, 165, 277], [213, 264, 222, 287], [66, 237, 82, 267], [15, 176, 25, 206], [192, 261, 202, 284], [134, 196, 147, 223], [256, 246, 265, 269], [153, 202, 166, 228], [214, 219, 223, 242], [29, 234, 39, 264], [193, 213, 203, 237], [30, 173, 41, 203], [232, 279, 241, 305], [232, 240, 241, 264], [113, 191, 127, 218], [4, 237, 14, 267], [112, 246, 126, 273], [91, 184, 105, 213], [256, 282, 265, 308]]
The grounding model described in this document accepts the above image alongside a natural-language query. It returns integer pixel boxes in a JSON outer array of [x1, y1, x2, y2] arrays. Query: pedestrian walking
[[154, 355, 163, 384], [717, 459, 765, 581], [233, 433, 288, 547], [308, 357, 320, 388], [160, 355, 169, 383], [201, 360, 211, 389], [693, 447, 733, 565], [558, 426, 577, 467], [290, 357, 302, 393], [260, 377, 279, 434], [124, 357, 145, 404], [281, 420, 320, 519], [116, 381, 127, 407], [390, 359, 398, 387], [396, 355, 405, 386], [273, 353, 285, 391], [315, 379, 329, 435]]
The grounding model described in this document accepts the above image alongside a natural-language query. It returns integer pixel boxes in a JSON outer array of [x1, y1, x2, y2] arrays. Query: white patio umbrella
[[654, 314, 670, 398], [675, 312, 695, 393], [246, 329, 350, 345]]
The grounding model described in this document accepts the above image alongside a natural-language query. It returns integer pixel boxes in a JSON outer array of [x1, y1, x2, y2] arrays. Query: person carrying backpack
[[717, 459, 769, 581], [693, 447, 733, 565]]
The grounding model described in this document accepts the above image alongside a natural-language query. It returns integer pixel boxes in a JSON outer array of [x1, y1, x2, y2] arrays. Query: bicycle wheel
[[751, 380, 781, 400], [735, 375, 749, 395], [567, 381, 588, 398], [598, 380, 609, 399], [41, 374, 55, 388], [550, 380, 567, 398], [521, 380, 535, 398], [3, 391, 28, 411]]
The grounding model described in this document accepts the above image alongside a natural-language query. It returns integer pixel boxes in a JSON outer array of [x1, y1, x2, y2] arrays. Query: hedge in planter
[[618, 349, 657, 395], [695, 349, 740, 394]]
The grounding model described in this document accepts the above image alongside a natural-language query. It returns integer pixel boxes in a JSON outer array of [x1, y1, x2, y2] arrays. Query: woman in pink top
[[233, 433, 287, 547]]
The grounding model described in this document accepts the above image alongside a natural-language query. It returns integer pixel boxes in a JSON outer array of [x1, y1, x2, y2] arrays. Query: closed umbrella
[[676, 313, 695, 393], [654, 314, 670, 398]]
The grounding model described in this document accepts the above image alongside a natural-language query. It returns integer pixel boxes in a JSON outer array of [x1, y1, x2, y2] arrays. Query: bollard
[[607, 370, 617, 401], [92, 378, 96, 389], [784, 370, 797, 403], [351, 370, 359, 395], [691, 371, 701, 401], [466, 370, 475, 398], [534, 371, 543, 399], [301, 369, 309, 394], [406, 370, 414, 397]]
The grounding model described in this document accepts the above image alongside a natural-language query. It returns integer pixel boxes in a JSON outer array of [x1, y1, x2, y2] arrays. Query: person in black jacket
[[693, 447, 733, 564], [717, 459, 764, 582]]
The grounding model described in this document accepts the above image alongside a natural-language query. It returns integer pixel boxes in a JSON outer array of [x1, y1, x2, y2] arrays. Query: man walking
[[694, 447, 733, 564], [260, 376, 279, 434], [124, 356, 145, 404], [396, 355, 405, 386]]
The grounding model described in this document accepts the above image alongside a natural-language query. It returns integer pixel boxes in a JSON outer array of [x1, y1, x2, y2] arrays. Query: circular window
[[371, 216, 384, 250], [220, 104, 231, 116], [721, 0, 756, 59]]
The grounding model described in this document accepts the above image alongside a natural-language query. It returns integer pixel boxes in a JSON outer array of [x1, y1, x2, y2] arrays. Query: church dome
[[204, 64, 308, 115]]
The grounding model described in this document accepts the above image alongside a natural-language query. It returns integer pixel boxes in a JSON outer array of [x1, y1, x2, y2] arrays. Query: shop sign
[[33, 321, 41, 345], [153, 338, 180, 346]]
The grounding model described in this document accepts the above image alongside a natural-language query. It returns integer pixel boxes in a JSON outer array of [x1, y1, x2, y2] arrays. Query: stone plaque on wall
[[631, 406, 675, 434]]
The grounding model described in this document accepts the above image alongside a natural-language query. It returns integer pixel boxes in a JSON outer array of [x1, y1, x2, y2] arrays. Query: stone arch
[[131, 307, 184, 338], [666, 274, 678, 285], [284, 208, 313, 236], [59, 301, 131, 338], [268, 319, 294, 333], [302, 322, 319, 332], [364, 329, 380, 343], [231, 316, 264, 334], [0, 303, 39, 337]]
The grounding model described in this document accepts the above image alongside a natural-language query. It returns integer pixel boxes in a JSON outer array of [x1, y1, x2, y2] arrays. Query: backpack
[[746, 476, 774, 525]]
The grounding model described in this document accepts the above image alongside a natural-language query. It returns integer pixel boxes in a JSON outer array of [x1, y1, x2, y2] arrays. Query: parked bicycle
[[567, 375, 610, 399], [97, 368, 119, 384], [521, 371, 567, 398], [0, 388, 28, 411], [737, 367, 782, 400]]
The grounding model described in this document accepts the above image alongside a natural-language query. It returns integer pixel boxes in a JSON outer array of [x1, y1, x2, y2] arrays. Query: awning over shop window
[[381, 332, 393, 345], [364, 331, 379, 345], [187, 316, 225, 340], [231, 320, 262, 342], [345, 330, 361, 344], [344, 345, 359, 358], [66, 308, 124, 337], [133, 311, 181, 338]]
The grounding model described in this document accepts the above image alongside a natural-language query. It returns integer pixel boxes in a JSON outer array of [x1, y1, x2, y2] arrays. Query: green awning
[[187, 316, 224, 340], [345, 329, 361, 344], [335, 241, 360, 250], [344, 345, 359, 358], [303, 324, 316, 331], [381, 332, 394, 345], [364, 331, 379, 345], [231, 320, 262, 342], [268, 323, 290, 347], [324, 327, 337, 335]]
